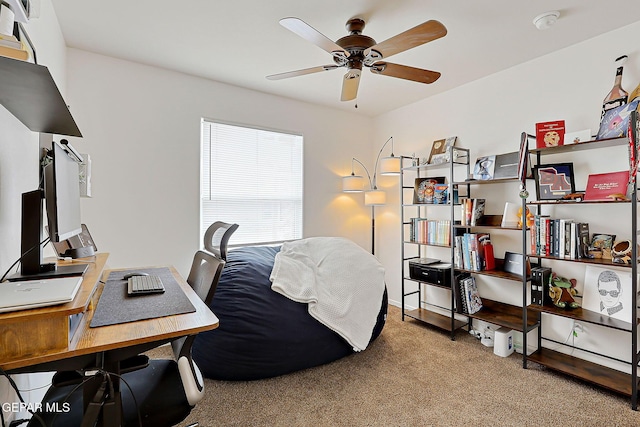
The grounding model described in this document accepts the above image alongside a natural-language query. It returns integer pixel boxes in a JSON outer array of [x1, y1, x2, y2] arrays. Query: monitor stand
[[8, 263, 88, 282]]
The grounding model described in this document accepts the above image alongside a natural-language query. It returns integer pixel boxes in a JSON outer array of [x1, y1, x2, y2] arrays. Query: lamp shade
[[379, 156, 401, 175], [364, 189, 386, 206], [342, 175, 364, 192]]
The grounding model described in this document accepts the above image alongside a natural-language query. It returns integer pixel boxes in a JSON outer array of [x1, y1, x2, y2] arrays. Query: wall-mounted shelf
[[0, 56, 82, 137]]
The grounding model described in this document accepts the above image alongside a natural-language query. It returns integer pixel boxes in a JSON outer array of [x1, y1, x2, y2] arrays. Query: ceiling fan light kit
[[267, 17, 447, 102], [533, 11, 560, 30]]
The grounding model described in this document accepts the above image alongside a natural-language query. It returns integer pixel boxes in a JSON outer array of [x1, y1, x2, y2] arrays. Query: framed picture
[[472, 155, 496, 180], [428, 136, 456, 164], [582, 265, 633, 322], [533, 163, 575, 200], [413, 177, 445, 204]]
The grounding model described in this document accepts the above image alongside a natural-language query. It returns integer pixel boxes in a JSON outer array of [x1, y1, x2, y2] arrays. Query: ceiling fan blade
[[280, 17, 349, 59], [365, 20, 446, 60], [340, 70, 361, 101], [370, 62, 441, 84], [266, 65, 340, 80]]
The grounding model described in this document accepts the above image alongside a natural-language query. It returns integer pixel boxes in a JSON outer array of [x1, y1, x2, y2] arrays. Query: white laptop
[[0, 276, 83, 313]]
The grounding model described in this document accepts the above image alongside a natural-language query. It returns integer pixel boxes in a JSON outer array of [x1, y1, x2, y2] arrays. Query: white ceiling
[[51, 0, 640, 117]]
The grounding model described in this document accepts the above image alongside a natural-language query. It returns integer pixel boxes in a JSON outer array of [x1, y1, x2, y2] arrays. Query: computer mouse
[[123, 272, 150, 280]]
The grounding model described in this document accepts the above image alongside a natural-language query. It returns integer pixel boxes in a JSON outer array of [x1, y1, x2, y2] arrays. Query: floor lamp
[[342, 137, 401, 255]]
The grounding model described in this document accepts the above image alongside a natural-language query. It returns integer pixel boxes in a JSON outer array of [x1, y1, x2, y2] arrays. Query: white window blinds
[[201, 120, 303, 246]]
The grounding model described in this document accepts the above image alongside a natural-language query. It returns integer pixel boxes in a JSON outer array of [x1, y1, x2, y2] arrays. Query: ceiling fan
[[266, 17, 447, 102]]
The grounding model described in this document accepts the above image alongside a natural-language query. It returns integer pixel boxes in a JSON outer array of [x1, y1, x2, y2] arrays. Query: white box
[[493, 327, 514, 357]]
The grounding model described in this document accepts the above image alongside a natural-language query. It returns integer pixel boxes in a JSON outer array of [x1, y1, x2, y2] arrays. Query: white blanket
[[270, 237, 385, 351]]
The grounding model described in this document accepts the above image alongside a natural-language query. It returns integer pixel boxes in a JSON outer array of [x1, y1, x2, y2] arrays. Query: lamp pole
[[342, 136, 399, 255]]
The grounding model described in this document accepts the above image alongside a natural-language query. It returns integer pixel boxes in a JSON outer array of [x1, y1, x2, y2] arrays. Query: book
[[578, 223, 590, 258], [472, 155, 496, 180], [470, 198, 485, 226], [433, 184, 449, 204], [463, 276, 483, 315], [535, 120, 565, 148], [493, 151, 519, 179], [584, 170, 630, 201], [428, 136, 456, 163], [0, 43, 28, 60], [454, 273, 471, 313]]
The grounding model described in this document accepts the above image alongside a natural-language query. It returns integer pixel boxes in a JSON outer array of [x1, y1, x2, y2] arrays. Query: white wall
[[64, 49, 376, 277], [0, 1, 69, 422], [375, 20, 640, 370]]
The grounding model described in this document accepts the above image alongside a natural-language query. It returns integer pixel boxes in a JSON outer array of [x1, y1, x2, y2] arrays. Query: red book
[[584, 170, 630, 201], [536, 120, 565, 148]]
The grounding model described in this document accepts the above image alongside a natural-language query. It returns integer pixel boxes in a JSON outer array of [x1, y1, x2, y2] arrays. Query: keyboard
[[127, 275, 165, 296]]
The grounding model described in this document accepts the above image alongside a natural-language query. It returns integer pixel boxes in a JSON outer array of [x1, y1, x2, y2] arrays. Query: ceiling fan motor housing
[[335, 19, 378, 70]]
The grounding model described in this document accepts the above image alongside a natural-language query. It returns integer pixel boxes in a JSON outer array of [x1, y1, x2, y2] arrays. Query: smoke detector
[[533, 11, 560, 30]]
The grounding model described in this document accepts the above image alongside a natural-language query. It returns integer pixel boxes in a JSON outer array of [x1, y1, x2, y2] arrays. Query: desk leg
[[81, 369, 122, 427]]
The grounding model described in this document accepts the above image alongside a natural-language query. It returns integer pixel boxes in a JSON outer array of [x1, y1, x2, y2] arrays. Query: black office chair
[[28, 250, 226, 427], [203, 221, 239, 261]]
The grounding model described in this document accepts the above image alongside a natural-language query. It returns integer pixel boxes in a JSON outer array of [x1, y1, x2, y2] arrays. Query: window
[[200, 119, 303, 246]]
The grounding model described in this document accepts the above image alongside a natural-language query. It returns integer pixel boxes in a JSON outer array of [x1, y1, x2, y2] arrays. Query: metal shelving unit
[[522, 121, 639, 409], [400, 148, 469, 339]]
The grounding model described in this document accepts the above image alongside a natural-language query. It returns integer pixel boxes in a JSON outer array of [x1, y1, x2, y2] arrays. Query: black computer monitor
[[11, 141, 88, 281], [45, 141, 83, 243]]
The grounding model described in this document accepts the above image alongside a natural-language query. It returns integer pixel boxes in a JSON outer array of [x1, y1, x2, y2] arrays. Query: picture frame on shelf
[[427, 136, 456, 164], [533, 163, 575, 200], [413, 177, 446, 204], [472, 155, 496, 180], [582, 265, 633, 323]]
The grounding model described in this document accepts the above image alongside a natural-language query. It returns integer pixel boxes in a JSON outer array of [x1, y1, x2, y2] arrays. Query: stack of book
[[453, 232, 493, 271], [529, 215, 590, 259], [408, 218, 451, 246], [0, 33, 28, 61], [460, 198, 485, 226]]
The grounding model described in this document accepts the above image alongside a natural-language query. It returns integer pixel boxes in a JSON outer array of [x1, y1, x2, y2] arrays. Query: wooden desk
[[0, 253, 219, 373]]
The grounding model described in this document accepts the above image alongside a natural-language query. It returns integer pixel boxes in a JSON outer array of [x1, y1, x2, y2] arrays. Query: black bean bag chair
[[192, 245, 387, 380]]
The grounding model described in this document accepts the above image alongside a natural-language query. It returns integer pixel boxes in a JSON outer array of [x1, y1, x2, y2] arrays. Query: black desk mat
[[90, 267, 196, 328]]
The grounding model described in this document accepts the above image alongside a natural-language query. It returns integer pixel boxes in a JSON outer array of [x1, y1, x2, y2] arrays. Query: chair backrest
[[203, 221, 239, 261], [172, 250, 225, 405], [186, 250, 225, 305]]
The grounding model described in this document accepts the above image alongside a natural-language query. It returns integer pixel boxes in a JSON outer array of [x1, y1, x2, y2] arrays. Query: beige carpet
[[154, 305, 640, 426]]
